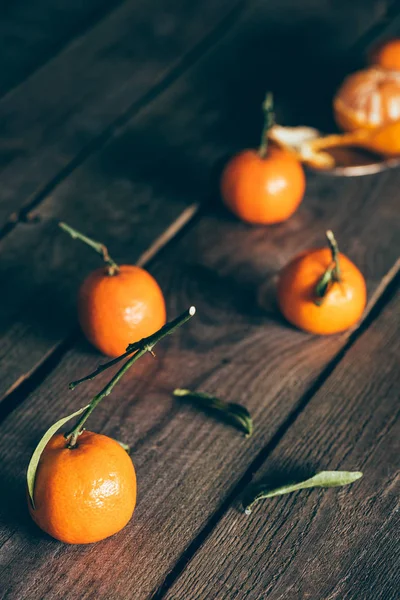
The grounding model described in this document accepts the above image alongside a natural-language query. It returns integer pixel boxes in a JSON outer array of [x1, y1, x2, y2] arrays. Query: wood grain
[[0, 0, 398, 405], [0, 167, 398, 598], [0, 0, 121, 97], [165, 290, 400, 600], [0, 0, 241, 227]]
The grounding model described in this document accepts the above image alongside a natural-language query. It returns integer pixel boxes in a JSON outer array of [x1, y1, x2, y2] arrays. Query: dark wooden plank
[[0, 0, 241, 227], [0, 169, 398, 598], [164, 290, 400, 600], [0, 0, 396, 404], [0, 0, 120, 98]]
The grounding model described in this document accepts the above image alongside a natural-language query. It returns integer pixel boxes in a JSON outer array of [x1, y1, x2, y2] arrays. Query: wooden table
[[0, 1, 399, 598]]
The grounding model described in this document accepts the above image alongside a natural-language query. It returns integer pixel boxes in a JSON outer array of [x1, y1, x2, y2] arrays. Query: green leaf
[[112, 439, 130, 453], [173, 388, 253, 437], [243, 470, 363, 514], [27, 404, 90, 509]]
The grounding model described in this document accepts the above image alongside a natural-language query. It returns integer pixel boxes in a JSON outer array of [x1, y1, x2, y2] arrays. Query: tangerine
[[370, 38, 400, 71], [221, 93, 305, 225], [78, 265, 166, 357], [277, 231, 366, 335], [29, 431, 137, 544], [59, 222, 166, 357]]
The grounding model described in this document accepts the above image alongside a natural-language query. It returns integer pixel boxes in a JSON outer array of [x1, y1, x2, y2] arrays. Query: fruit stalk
[[314, 230, 342, 304], [326, 230, 341, 282], [59, 221, 119, 275], [65, 306, 196, 447], [259, 92, 275, 158]]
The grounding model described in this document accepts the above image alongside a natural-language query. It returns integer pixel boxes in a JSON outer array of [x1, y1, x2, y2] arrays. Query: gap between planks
[[0, 1, 246, 241], [0, 202, 201, 424], [150, 266, 400, 600]]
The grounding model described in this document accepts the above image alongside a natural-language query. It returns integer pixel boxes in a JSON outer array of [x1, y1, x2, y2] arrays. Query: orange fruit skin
[[370, 39, 400, 71], [220, 148, 305, 225], [277, 248, 367, 335], [29, 431, 137, 544], [78, 265, 166, 357]]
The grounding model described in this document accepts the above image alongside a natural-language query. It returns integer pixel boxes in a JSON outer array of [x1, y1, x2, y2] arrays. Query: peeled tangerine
[[334, 67, 400, 132]]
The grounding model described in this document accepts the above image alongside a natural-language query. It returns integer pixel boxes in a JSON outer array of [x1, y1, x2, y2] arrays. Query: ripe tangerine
[[277, 231, 366, 335], [220, 93, 305, 225], [221, 147, 305, 224], [29, 431, 137, 544], [78, 265, 166, 357], [59, 222, 166, 357]]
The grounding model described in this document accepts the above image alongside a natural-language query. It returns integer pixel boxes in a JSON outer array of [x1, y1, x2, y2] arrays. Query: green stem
[[314, 230, 342, 305], [326, 230, 341, 282], [69, 306, 196, 390], [259, 92, 275, 158], [59, 221, 119, 275], [65, 306, 196, 447]]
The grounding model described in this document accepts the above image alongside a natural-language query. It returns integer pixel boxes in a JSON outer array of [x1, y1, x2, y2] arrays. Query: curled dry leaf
[[243, 470, 363, 514], [173, 389, 253, 437]]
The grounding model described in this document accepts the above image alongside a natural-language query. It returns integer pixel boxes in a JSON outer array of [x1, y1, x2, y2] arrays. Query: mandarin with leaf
[[277, 231, 366, 335], [29, 431, 137, 544]]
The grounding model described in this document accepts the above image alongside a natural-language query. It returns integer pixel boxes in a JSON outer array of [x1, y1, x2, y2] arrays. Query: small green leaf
[[243, 470, 363, 514], [173, 388, 253, 437], [113, 439, 130, 453], [314, 264, 335, 304], [27, 404, 90, 509]]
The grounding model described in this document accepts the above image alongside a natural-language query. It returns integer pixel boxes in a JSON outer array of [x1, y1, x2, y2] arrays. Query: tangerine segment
[[221, 149, 305, 225], [278, 248, 367, 335], [78, 265, 166, 357], [29, 431, 137, 544]]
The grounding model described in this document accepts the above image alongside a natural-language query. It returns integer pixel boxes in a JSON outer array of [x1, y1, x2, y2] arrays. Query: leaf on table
[[243, 470, 363, 514], [27, 404, 90, 510], [173, 388, 253, 437]]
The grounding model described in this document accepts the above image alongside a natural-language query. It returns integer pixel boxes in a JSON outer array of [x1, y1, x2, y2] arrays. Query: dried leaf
[[243, 470, 363, 514]]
